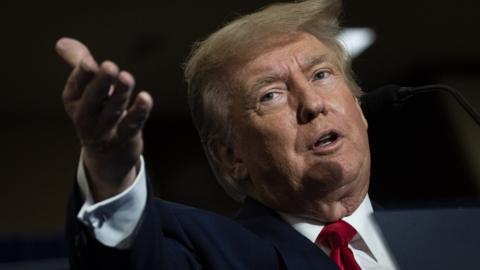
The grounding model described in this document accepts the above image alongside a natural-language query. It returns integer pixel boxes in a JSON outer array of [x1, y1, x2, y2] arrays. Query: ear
[[207, 140, 248, 182], [354, 95, 368, 129]]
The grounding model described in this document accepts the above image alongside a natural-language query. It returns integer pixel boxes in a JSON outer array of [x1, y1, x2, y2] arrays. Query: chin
[[302, 187, 368, 223]]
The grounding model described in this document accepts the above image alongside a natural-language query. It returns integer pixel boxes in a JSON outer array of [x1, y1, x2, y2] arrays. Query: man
[[57, 0, 397, 269]]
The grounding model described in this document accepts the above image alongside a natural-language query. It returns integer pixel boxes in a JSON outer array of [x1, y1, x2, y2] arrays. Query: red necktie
[[315, 220, 361, 270]]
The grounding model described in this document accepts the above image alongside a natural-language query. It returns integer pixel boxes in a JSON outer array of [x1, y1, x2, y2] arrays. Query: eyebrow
[[248, 54, 331, 94], [302, 54, 329, 72], [250, 75, 281, 93]]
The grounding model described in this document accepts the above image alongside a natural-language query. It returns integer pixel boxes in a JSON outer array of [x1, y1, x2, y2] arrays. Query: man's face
[[228, 32, 371, 222]]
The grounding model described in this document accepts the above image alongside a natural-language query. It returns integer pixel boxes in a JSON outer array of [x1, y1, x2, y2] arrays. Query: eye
[[313, 70, 329, 81], [260, 92, 277, 102]]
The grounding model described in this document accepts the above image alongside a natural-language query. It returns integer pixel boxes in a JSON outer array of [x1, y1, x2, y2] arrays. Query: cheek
[[238, 114, 302, 172], [331, 90, 368, 134], [256, 116, 299, 158]]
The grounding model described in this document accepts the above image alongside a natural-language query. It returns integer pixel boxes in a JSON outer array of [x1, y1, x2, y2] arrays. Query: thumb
[[55, 37, 93, 67]]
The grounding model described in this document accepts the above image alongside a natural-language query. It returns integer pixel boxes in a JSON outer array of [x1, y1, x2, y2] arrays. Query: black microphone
[[360, 85, 413, 120], [360, 84, 480, 126]]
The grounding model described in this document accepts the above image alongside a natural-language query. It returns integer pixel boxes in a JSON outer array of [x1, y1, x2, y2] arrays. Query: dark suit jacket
[[66, 182, 339, 269]]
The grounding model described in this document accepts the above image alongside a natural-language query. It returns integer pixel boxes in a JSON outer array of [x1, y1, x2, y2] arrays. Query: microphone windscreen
[[360, 85, 402, 119]]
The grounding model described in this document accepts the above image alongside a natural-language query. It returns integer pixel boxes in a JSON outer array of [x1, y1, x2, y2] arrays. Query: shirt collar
[[278, 195, 380, 261]]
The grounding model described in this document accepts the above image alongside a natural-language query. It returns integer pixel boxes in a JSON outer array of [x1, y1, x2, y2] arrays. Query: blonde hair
[[184, 0, 358, 201]]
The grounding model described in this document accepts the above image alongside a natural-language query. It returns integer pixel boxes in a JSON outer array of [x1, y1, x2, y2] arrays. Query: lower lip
[[311, 136, 343, 155]]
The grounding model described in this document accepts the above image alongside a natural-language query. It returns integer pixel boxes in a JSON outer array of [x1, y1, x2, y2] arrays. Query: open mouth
[[314, 131, 340, 148]]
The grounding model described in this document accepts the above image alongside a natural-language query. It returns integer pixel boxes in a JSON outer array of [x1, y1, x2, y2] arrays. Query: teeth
[[315, 132, 337, 147], [319, 136, 333, 145]]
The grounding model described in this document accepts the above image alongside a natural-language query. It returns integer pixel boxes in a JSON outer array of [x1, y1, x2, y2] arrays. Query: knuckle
[[124, 118, 145, 132], [127, 122, 142, 130]]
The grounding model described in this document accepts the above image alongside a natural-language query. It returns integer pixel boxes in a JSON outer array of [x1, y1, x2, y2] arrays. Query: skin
[[56, 38, 153, 202], [219, 32, 371, 223]]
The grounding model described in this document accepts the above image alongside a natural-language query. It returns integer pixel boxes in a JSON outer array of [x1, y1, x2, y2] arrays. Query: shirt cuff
[[76, 153, 147, 249]]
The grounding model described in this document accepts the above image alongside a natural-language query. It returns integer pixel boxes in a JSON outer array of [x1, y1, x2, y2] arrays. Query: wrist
[[82, 151, 140, 202]]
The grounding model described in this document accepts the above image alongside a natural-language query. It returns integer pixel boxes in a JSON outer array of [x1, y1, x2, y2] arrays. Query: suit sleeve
[[66, 159, 203, 269], [66, 157, 282, 269]]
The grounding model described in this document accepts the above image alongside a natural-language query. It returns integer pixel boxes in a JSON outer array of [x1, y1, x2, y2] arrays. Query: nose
[[296, 84, 326, 124]]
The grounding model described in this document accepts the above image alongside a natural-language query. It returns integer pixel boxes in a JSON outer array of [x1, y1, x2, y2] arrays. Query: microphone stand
[[361, 84, 480, 126]]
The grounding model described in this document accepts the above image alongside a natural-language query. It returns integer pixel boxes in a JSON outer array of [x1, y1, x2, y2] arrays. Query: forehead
[[251, 33, 330, 67], [232, 33, 336, 88]]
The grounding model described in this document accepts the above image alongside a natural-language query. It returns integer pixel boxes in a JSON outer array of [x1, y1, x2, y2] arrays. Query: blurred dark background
[[1, 0, 479, 267]]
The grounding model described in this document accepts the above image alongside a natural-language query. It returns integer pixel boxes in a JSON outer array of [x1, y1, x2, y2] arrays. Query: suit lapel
[[235, 198, 339, 270]]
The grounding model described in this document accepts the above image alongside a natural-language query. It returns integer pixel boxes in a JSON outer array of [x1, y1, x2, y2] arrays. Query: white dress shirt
[[76, 155, 397, 269], [279, 196, 398, 269]]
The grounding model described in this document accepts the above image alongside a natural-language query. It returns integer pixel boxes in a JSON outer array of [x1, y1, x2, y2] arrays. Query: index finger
[[55, 37, 93, 68]]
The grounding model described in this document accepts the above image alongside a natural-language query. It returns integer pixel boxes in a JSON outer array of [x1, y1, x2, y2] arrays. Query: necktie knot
[[316, 219, 357, 248], [315, 220, 361, 270]]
